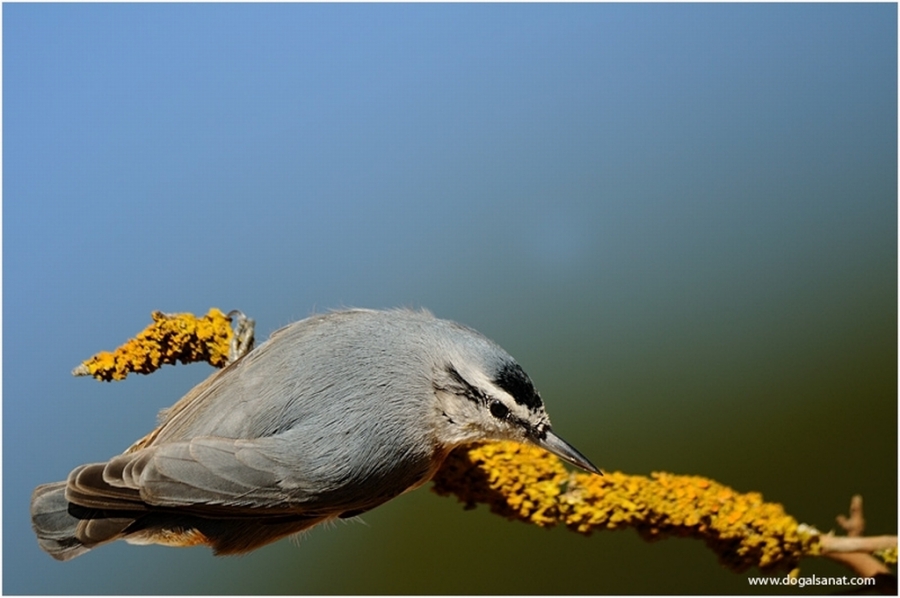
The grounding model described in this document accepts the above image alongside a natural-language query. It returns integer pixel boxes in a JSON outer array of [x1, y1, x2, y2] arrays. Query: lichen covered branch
[[72, 309, 236, 381], [430, 441, 828, 572]]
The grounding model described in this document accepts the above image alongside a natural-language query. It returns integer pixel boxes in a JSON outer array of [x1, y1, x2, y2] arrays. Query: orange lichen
[[73, 309, 234, 381], [431, 441, 821, 573]]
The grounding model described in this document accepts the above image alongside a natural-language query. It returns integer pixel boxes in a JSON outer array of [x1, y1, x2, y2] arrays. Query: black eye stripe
[[446, 365, 488, 405], [445, 365, 537, 433]]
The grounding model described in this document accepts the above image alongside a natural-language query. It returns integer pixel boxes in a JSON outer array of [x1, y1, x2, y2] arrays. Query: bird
[[31, 308, 600, 561]]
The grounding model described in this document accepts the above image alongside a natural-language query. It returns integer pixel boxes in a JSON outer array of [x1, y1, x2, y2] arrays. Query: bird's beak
[[535, 429, 602, 475]]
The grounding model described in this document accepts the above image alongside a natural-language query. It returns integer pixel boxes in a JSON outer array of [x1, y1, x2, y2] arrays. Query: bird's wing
[[67, 435, 327, 517]]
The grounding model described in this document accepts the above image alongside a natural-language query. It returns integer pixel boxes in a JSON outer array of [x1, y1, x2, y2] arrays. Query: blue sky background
[[4, 4, 896, 594]]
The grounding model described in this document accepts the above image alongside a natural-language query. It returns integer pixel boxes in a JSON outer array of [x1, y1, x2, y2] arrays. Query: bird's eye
[[489, 400, 509, 419]]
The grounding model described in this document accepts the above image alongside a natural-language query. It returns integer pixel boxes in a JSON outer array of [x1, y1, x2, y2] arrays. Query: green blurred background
[[4, 3, 896, 594]]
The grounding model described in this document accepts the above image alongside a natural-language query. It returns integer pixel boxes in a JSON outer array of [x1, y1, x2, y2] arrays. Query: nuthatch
[[31, 308, 600, 560]]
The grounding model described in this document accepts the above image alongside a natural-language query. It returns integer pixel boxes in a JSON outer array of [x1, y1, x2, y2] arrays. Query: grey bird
[[31, 308, 600, 561]]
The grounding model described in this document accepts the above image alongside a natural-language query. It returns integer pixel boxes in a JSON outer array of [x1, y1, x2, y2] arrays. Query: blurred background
[[3, 3, 896, 594]]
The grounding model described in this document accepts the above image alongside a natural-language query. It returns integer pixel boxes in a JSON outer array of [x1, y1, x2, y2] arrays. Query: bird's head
[[429, 325, 600, 475]]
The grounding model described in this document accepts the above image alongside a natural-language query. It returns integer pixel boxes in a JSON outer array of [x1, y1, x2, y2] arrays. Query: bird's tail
[[32, 479, 325, 560], [31, 480, 138, 561], [31, 482, 90, 561]]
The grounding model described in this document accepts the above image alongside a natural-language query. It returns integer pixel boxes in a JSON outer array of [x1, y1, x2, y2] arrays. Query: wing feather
[[91, 436, 311, 511]]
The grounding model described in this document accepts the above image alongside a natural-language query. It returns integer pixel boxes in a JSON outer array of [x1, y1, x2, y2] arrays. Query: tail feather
[[31, 480, 326, 560], [31, 482, 121, 561]]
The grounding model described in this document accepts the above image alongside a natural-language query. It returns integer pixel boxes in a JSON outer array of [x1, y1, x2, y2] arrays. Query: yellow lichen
[[875, 546, 898, 565], [431, 441, 822, 573], [73, 309, 234, 381]]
